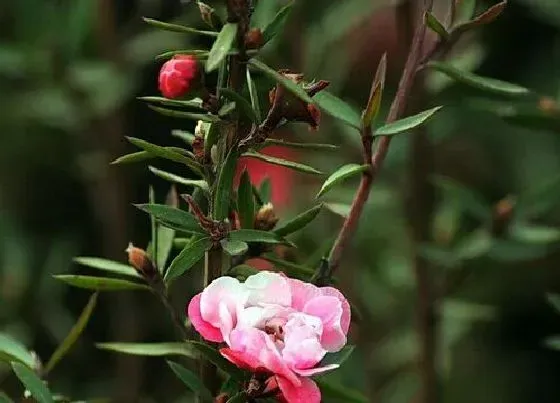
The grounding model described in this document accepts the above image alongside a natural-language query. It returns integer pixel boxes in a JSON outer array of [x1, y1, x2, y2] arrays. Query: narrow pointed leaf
[[157, 187, 178, 271], [425, 12, 449, 39], [274, 204, 323, 236], [149, 166, 209, 193], [545, 336, 560, 351], [362, 53, 387, 128], [262, 139, 338, 151], [237, 170, 255, 229], [142, 17, 218, 37], [204, 121, 223, 156], [44, 293, 98, 374], [249, 59, 313, 104], [164, 237, 213, 283], [112, 146, 193, 165], [319, 345, 355, 367], [220, 239, 249, 256], [324, 202, 351, 218], [96, 342, 197, 358], [242, 151, 322, 175], [246, 69, 262, 121], [73, 257, 141, 278], [167, 361, 213, 402], [138, 96, 204, 109], [229, 229, 286, 245], [374, 106, 443, 136], [313, 91, 361, 129], [214, 151, 239, 221], [261, 255, 314, 278], [427, 61, 530, 96], [0, 334, 35, 368], [148, 105, 219, 123], [156, 49, 210, 60], [11, 362, 54, 403], [219, 88, 258, 122], [317, 164, 369, 198], [206, 23, 238, 72], [126, 137, 204, 176], [262, 1, 293, 44], [172, 130, 196, 144], [511, 224, 560, 244], [135, 204, 205, 234], [547, 293, 560, 314], [186, 341, 244, 380], [149, 186, 158, 264], [453, 1, 507, 33], [454, 0, 476, 24], [54, 275, 149, 291], [258, 178, 272, 204]]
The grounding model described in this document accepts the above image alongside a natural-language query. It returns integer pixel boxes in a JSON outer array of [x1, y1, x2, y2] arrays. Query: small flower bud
[[158, 55, 198, 99], [254, 203, 279, 231], [245, 28, 263, 49], [213, 393, 229, 403], [126, 243, 157, 278], [491, 196, 515, 236]]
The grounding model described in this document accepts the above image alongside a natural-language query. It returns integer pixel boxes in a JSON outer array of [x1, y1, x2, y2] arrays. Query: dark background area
[[2, 0, 560, 402]]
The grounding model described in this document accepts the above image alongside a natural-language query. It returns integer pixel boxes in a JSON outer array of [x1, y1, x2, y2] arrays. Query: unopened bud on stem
[[126, 243, 157, 278], [254, 203, 279, 231]]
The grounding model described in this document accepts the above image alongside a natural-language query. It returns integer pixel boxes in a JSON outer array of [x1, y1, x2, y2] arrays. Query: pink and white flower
[[187, 271, 351, 403]]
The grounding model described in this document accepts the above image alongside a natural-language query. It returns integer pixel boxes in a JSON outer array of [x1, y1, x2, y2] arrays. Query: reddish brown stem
[[322, 0, 433, 281]]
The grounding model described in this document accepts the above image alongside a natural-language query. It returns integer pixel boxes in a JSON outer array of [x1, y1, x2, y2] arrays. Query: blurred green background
[[2, 0, 560, 402]]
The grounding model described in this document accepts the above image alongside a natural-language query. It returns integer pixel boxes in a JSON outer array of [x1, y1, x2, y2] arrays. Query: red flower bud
[[158, 55, 198, 99]]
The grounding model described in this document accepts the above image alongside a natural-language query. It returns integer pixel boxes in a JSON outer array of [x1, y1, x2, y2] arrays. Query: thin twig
[[321, 0, 434, 281]]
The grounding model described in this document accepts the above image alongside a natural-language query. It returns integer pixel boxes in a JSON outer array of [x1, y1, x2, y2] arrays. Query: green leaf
[[220, 240, 249, 256], [164, 237, 213, 283], [96, 342, 197, 358], [172, 130, 196, 145], [544, 336, 560, 351], [511, 224, 560, 244], [425, 11, 449, 39], [186, 341, 244, 381], [157, 187, 178, 271], [324, 202, 351, 218], [242, 151, 322, 175], [54, 275, 149, 291], [237, 169, 255, 229], [262, 138, 338, 151], [431, 175, 491, 221], [316, 379, 368, 403], [73, 257, 141, 278], [147, 105, 220, 123], [454, 0, 476, 25], [427, 61, 530, 97], [167, 361, 213, 402], [111, 146, 192, 165], [142, 17, 218, 37], [547, 293, 560, 314], [258, 178, 272, 204], [226, 393, 247, 403], [219, 88, 258, 123], [0, 334, 35, 368], [206, 23, 238, 72], [44, 293, 98, 374], [126, 137, 204, 176], [249, 59, 313, 104], [204, 121, 223, 157], [313, 91, 361, 129], [261, 255, 315, 278], [229, 229, 287, 245], [0, 391, 13, 403], [320, 345, 355, 367], [362, 53, 387, 128], [11, 362, 54, 403], [317, 164, 368, 198], [453, 1, 507, 34], [149, 166, 209, 193], [262, 1, 293, 44], [246, 69, 262, 122], [135, 204, 205, 234], [214, 151, 240, 221], [274, 204, 323, 237], [516, 172, 560, 217], [454, 229, 493, 260], [138, 96, 204, 109], [375, 106, 443, 136]]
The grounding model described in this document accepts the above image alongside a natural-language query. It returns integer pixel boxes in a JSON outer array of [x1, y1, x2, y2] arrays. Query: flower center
[[263, 317, 286, 343]]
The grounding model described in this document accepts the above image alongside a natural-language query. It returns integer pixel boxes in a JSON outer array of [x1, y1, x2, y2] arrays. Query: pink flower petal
[[187, 293, 223, 343], [293, 363, 339, 377], [303, 296, 346, 352], [282, 313, 325, 370], [220, 347, 255, 371], [287, 278, 321, 311], [245, 271, 292, 306], [199, 276, 248, 330], [320, 286, 351, 334], [277, 376, 321, 403]]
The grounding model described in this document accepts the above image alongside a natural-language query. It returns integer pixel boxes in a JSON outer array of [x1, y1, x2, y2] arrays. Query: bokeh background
[[2, 0, 560, 402]]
